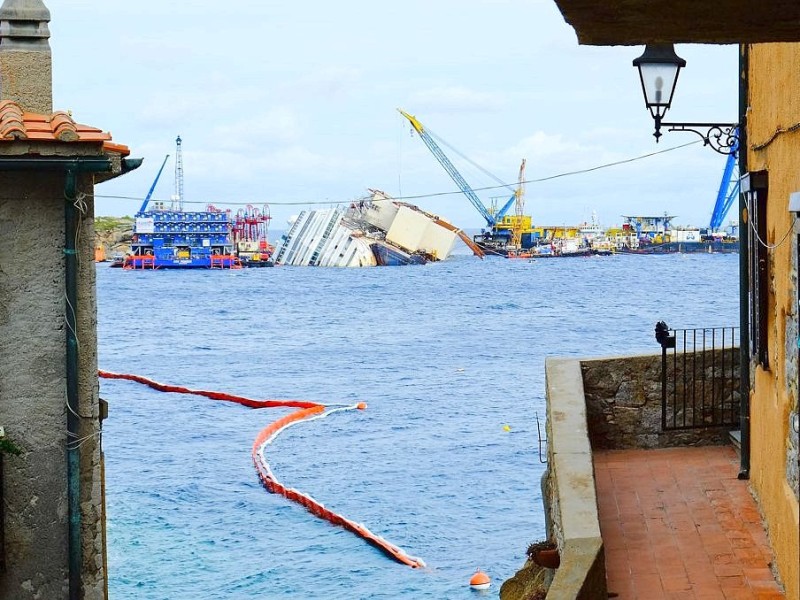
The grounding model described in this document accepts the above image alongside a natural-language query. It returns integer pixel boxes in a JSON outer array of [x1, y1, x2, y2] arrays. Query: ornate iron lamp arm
[[661, 123, 739, 155]]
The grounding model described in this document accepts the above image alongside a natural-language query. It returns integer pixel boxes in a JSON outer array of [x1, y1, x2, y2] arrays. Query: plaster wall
[[0, 50, 52, 114], [0, 169, 104, 599], [746, 42, 800, 600]]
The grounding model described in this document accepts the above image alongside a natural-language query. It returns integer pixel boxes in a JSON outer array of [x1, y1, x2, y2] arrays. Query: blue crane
[[138, 154, 170, 213], [709, 128, 739, 231], [398, 109, 511, 227]]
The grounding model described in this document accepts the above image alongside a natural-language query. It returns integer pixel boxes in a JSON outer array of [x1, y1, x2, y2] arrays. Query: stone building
[[0, 1, 139, 598], [540, 2, 800, 598]]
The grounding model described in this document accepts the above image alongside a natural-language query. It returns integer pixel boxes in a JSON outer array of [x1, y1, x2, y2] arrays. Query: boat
[[119, 137, 274, 270], [272, 189, 481, 267], [614, 215, 739, 254], [529, 241, 595, 258], [123, 208, 241, 269]]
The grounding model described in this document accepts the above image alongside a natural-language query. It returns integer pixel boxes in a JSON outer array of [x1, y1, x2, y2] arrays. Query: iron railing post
[[655, 322, 676, 430]]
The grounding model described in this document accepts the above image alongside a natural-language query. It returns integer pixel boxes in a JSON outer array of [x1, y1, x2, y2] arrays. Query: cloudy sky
[[46, 0, 739, 229]]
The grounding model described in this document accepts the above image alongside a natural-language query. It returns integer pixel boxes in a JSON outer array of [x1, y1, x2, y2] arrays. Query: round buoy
[[503, 424, 511, 432], [357, 402, 367, 410], [469, 569, 490, 590]]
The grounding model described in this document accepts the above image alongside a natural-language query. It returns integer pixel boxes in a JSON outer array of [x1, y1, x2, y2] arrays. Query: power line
[[93, 139, 700, 208]]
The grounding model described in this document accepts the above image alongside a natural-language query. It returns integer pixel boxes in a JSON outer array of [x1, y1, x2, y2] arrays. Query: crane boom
[[138, 154, 170, 213], [398, 109, 495, 226], [709, 129, 739, 230], [494, 193, 517, 221]]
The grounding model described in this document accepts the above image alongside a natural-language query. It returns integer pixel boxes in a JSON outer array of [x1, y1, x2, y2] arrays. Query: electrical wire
[[750, 121, 800, 152], [66, 429, 103, 450], [64, 381, 92, 420], [426, 127, 515, 192], [89, 140, 701, 208], [743, 189, 796, 251]]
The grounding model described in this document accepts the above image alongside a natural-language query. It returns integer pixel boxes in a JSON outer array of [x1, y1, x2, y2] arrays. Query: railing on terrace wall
[[655, 322, 740, 431]]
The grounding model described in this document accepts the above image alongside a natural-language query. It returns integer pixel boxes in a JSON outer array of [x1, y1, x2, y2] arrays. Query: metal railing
[[655, 322, 740, 431]]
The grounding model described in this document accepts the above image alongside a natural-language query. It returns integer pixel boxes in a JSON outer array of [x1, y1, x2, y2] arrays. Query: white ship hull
[[272, 190, 467, 267]]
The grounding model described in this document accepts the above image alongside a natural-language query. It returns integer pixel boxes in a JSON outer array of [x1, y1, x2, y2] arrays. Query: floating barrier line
[[98, 370, 319, 409], [98, 370, 425, 569], [251, 405, 426, 569]]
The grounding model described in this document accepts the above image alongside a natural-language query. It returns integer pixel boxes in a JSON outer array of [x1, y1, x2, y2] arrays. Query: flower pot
[[532, 548, 560, 569]]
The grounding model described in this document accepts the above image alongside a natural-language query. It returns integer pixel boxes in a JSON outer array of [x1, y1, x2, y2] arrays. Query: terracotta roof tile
[[0, 100, 25, 139], [0, 99, 129, 156]]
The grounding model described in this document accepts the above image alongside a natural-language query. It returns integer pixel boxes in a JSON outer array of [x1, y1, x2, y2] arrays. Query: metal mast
[[512, 158, 527, 248], [172, 135, 184, 211]]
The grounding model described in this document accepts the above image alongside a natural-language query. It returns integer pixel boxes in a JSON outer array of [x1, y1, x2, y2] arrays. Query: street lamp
[[633, 44, 738, 155]]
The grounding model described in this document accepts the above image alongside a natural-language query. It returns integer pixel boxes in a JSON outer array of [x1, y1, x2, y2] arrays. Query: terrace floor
[[594, 446, 785, 599]]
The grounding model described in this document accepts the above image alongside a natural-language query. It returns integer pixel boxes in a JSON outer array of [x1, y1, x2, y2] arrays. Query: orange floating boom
[[98, 370, 319, 409], [98, 370, 425, 569], [251, 405, 426, 569]]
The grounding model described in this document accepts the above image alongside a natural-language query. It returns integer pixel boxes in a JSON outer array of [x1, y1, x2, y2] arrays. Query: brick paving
[[594, 446, 785, 599]]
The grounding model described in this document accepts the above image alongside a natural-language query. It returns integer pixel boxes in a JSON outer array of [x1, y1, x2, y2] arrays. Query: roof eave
[[552, 0, 800, 46]]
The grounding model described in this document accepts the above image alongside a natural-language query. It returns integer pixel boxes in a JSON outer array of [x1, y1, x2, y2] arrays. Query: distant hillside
[[95, 216, 134, 257]]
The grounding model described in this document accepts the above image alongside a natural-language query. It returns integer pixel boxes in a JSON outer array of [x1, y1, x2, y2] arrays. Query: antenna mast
[[172, 135, 184, 211]]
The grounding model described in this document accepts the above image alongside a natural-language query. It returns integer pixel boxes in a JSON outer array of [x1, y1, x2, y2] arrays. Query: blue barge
[[124, 209, 242, 269], [118, 137, 272, 269]]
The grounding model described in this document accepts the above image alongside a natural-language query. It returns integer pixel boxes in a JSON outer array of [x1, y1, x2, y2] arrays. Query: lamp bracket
[[661, 122, 739, 155]]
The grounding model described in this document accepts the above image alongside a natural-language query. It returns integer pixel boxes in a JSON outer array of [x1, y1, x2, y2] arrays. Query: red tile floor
[[594, 446, 785, 599]]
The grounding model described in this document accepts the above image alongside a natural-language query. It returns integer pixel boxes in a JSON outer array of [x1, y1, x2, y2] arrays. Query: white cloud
[[276, 67, 363, 101], [212, 108, 302, 147], [184, 145, 364, 184], [408, 86, 505, 113]]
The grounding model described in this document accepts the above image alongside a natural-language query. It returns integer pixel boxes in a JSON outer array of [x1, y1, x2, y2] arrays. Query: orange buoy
[[357, 402, 367, 410], [469, 569, 490, 590]]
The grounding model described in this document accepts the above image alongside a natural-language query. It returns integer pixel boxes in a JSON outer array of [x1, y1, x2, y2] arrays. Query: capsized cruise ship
[[272, 190, 483, 267]]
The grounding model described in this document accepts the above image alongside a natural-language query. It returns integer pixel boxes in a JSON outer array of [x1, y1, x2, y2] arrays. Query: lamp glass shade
[[633, 44, 686, 118]]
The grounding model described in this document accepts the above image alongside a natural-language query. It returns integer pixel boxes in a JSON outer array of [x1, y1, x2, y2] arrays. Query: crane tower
[[172, 135, 184, 211], [512, 159, 527, 248]]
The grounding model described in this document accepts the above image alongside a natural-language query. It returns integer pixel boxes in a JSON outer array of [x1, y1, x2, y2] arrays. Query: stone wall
[[581, 351, 738, 450]]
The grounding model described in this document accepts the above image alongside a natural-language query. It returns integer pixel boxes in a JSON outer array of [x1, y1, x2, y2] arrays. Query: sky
[[44, 0, 739, 230]]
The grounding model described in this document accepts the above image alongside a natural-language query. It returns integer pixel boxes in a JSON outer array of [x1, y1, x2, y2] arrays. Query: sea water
[[98, 252, 739, 599]]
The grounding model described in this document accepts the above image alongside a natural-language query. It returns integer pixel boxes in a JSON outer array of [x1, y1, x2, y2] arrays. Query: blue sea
[[98, 251, 739, 599]]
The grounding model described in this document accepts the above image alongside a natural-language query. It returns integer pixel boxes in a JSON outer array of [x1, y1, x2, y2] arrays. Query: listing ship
[[272, 189, 483, 267]]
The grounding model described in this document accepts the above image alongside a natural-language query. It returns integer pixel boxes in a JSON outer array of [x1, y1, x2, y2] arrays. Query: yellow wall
[[747, 42, 800, 599]]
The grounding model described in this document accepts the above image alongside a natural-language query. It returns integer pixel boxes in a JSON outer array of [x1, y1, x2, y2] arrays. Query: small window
[[743, 170, 769, 369]]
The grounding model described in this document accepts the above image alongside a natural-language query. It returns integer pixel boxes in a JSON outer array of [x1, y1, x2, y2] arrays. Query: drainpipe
[[738, 43, 751, 480], [64, 168, 82, 599]]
